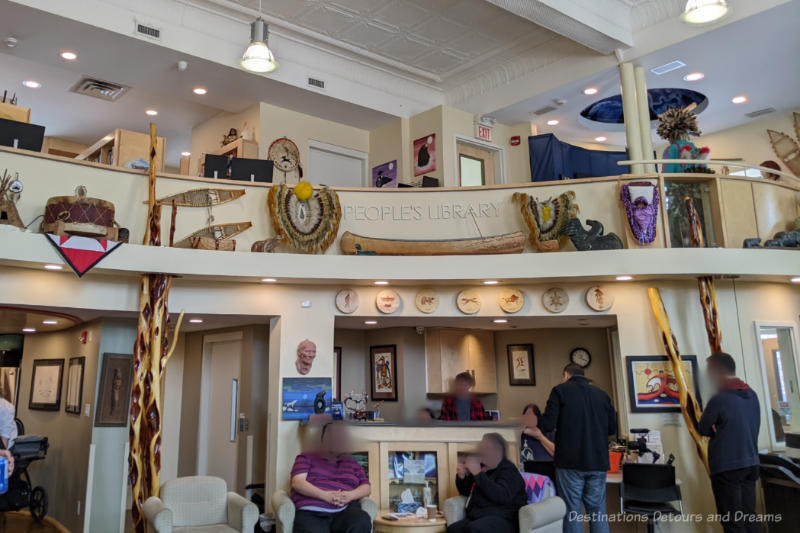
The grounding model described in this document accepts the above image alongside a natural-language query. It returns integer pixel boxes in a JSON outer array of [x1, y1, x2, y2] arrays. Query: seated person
[[290, 422, 372, 533], [448, 433, 526, 533], [441, 372, 490, 421], [520, 404, 555, 474]]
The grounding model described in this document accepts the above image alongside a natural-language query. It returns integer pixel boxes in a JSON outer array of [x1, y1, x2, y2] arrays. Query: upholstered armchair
[[444, 495, 566, 533], [271, 489, 378, 533], [144, 476, 259, 533]]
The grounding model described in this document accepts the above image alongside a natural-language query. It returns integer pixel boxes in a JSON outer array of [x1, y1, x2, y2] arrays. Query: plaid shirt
[[440, 395, 490, 421]]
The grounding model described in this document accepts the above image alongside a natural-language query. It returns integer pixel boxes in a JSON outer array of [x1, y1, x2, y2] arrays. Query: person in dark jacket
[[539, 364, 617, 533], [698, 352, 761, 533], [448, 433, 526, 533]]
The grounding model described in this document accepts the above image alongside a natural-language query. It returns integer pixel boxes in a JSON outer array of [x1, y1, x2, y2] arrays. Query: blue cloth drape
[[528, 133, 628, 182]]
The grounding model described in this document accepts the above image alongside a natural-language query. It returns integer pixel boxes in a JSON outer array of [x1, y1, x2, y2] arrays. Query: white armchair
[[271, 490, 378, 533], [144, 476, 259, 533], [444, 495, 566, 533]]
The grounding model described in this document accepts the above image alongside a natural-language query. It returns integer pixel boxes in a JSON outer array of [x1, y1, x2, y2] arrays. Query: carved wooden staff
[[129, 123, 184, 533]]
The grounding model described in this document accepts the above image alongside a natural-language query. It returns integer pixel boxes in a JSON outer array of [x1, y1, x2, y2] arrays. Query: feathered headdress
[[657, 106, 701, 143]]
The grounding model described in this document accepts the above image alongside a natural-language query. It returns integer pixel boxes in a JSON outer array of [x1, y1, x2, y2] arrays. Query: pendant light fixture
[[680, 0, 730, 24], [240, 0, 278, 73]]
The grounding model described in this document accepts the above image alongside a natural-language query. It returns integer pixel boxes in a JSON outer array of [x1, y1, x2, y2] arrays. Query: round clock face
[[268, 137, 300, 173], [335, 289, 359, 314], [542, 287, 569, 313], [376, 289, 401, 314], [585, 286, 613, 312], [570, 347, 592, 368], [456, 289, 481, 315], [498, 288, 524, 313], [415, 289, 439, 314]]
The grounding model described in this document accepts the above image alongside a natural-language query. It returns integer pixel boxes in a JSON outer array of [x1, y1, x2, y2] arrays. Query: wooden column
[[634, 66, 656, 173]]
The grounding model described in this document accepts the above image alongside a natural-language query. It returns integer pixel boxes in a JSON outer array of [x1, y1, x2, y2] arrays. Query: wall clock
[[267, 137, 303, 182], [335, 289, 359, 314], [376, 289, 401, 314], [542, 287, 569, 313], [415, 289, 439, 314], [585, 286, 613, 312], [456, 289, 481, 315], [570, 347, 592, 368], [498, 288, 524, 313]]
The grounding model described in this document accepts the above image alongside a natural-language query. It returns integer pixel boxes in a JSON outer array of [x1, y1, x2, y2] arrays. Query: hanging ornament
[[267, 183, 341, 253]]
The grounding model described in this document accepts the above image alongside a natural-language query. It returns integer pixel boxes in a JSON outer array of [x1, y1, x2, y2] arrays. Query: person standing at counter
[[539, 364, 617, 533], [699, 352, 761, 533], [449, 433, 527, 533], [440, 372, 490, 421]]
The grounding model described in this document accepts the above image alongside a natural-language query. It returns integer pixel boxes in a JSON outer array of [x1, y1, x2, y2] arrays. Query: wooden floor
[[0, 511, 69, 533]]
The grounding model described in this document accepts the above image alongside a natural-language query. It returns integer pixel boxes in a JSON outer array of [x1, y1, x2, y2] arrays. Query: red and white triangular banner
[[45, 234, 123, 277]]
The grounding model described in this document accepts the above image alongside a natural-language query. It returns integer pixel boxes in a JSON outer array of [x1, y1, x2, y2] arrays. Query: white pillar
[[634, 66, 656, 173], [619, 62, 644, 174]]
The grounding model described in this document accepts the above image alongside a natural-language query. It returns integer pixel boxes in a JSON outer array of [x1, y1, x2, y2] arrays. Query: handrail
[[618, 158, 800, 186]]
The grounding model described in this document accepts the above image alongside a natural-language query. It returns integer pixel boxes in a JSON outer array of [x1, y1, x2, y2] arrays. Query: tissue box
[[397, 503, 421, 514]]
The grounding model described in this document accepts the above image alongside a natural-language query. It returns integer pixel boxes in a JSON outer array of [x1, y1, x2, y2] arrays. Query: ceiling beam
[[484, 0, 633, 54]]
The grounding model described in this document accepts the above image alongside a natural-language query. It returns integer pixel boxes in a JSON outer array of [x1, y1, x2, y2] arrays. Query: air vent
[[532, 105, 556, 116], [650, 60, 686, 75], [746, 107, 776, 119], [307, 77, 325, 89], [69, 77, 130, 102], [136, 22, 161, 40]]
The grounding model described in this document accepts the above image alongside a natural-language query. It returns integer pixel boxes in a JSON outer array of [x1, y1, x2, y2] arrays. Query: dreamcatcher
[[267, 182, 341, 253], [513, 191, 578, 249], [267, 137, 303, 183]]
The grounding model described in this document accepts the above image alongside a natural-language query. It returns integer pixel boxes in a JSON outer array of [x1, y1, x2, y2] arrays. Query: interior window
[[759, 325, 799, 445], [459, 154, 485, 187]]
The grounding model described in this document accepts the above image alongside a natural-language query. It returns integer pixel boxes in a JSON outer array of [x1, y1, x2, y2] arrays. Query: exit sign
[[475, 124, 492, 142]]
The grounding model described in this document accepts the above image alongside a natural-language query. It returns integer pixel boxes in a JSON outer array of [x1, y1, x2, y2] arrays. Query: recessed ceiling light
[[145, 109, 158, 116], [731, 95, 747, 104], [791, 277, 800, 283], [681, 0, 730, 25], [261, 278, 277, 283], [493, 319, 508, 324], [44, 264, 62, 271], [189, 318, 204, 324], [364, 320, 378, 325], [483, 280, 499, 285], [22, 80, 41, 89], [546, 119, 559, 126], [594, 136, 607, 142], [42, 320, 57, 325], [22, 328, 36, 333], [192, 87, 208, 95], [616, 275, 633, 281], [374, 281, 389, 285], [683, 72, 705, 82], [59, 50, 77, 61], [181, 151, 191, 157], [583, 87, 598, 95]]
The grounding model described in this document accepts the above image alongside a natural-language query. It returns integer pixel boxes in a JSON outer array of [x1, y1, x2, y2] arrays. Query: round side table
[[373, 511, 447, 533]]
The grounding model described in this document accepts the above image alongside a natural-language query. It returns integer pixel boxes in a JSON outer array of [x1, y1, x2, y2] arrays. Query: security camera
[[177, 60, 188, 72]]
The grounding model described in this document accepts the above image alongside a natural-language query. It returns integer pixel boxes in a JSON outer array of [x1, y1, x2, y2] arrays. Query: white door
[[308, 141, 367, 187], [201, 339, 242, 489]]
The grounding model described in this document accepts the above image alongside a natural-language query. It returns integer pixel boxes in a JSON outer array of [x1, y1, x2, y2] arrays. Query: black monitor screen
[[0, 118, 45, 151], [203, 154, 230, 179], [230, 158, 273, 183]]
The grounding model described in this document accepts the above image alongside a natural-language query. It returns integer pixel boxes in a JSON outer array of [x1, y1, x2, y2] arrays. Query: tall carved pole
[[129, 124, 184, 533]]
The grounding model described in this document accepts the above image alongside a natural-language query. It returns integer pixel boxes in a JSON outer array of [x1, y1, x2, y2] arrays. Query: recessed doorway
[[456, 137, 504, 187]]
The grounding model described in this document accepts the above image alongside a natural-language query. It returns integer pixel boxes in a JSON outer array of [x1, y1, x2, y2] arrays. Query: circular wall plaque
[[456, 289, 481, 315], [585, 286, 614, 312], [376, 289, 401, 314], [335, 289, 359, 314], [415, 289, 439, 314], [542, 287, 569, 313], [498, 288, 524, 313]]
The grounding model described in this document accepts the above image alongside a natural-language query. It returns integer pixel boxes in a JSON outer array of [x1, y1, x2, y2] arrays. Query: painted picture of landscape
[[282, 377, 332, 420]]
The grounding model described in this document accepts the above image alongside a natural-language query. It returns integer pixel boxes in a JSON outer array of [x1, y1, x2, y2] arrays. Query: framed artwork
[[626, 355, 702, 413], [413, 134, 436, 176], [29, 359, 64, 411], [95, 353, 133, 427], [370, 345, 398, 401], [282, 377, 332, 420], [333, 346, 342, 401], [372, 160, 398, 188], [507, 344, 535, 386], [65, 356, 85, 414]]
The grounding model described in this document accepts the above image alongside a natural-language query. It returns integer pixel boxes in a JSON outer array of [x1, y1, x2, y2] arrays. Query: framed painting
[[372, 160, 398, 188], [413, 134, 436, 176], [29, 359, 64, 411], [626, 355, 702, 413], [333, 346, 342, 401], [370, 345, 398, 401], [65, 356, 85, 414], [282, 377, 332, 420], [95, 353, 134, 427], [507, 344, 535, 386]]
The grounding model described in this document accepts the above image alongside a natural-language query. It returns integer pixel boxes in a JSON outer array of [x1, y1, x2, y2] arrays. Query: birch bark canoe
[[339, 231, 526, 255]]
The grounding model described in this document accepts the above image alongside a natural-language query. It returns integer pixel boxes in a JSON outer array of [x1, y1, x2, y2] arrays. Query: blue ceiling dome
[[580, 88, 708, 125]]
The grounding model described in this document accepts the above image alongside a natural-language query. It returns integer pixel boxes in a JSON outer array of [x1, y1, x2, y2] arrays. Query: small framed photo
[[65, 357, 85, 414], [370, 345, 398, 401], [333, 346, 342, 401], [29, 359, 64, 411], [507, 344, 535, 386], [626, 355, 702, 413], [95, 353, 134, 427]]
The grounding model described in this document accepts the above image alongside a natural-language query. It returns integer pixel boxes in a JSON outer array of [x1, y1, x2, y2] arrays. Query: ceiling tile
[[414, 50, 464, 73], [258, 0, 318, 20], [339, 22, 398, 50], [327, 0, 392, 16], [372, 0, 431, 30], [442, 0, 509, 27], [296, 5, 358, 35], [446, 32, 502, 58], [376, 35, 433, 63], [411, 17, 469, 45]]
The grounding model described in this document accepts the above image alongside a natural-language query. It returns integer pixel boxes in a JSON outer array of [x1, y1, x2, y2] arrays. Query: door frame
[[197, 331, 244, 475], [308, 139, 369, 187], [753, 320, 800, 450], [453, 135, 506, 186]]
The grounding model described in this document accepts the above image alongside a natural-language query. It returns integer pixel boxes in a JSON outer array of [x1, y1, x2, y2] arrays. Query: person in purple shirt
[[291, 422, 372, 533]]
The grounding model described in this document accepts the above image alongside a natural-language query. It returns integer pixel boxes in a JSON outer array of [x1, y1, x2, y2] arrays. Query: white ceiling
[[490, 0, 800, 147]]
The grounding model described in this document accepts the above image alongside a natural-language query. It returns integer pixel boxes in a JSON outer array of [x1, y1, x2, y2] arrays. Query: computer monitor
[[203, 154, 230, 179], [230, 158, 273, 183], [0, 117, 45, 151]]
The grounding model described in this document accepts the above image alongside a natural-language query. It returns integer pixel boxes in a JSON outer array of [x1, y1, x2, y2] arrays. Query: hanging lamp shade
[[240, 18, 278, 73], [680, 0, 729, 24]]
